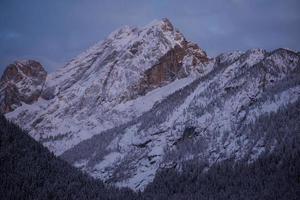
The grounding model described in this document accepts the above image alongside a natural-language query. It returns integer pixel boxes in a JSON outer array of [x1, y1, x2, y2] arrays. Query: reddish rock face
[[123, 19, 209, 98], [130, 41, 208, 97], [0, 60, 47, 113]]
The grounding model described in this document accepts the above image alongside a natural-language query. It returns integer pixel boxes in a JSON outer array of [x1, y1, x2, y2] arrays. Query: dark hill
[[0, 115, 139, 200]]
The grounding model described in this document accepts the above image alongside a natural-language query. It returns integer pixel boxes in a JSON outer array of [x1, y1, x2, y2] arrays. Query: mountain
[[1, 19, 300, 191], [0, 60, 46, 113], [3, 18, 209, 155], [142, 99, 300, 200], [2, 112, 299, 200], [0, 115, 139, 200]]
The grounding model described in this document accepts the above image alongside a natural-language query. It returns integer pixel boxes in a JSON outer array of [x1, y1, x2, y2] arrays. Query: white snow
[[3, 19, 299, 192], [114, 76, 196, 115]]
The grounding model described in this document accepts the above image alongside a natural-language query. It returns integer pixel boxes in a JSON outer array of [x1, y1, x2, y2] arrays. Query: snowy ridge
[[2, 19, 300, 191], [5, 19, 208, 155], [61, 47, 300, 190]]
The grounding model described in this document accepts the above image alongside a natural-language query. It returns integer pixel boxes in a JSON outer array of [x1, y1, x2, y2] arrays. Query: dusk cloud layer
[[1, 0, 299, 72]]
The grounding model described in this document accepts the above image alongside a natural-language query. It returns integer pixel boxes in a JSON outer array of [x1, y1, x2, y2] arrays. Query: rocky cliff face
[[3, 19, 209, 155], [132, 41, 208, 97], [2, 19, 300, 191], [0, 60, 47, 113]]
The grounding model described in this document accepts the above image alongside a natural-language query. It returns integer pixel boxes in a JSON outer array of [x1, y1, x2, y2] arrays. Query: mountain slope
[[2, 19, 300, 190], [0, 115, 139, 200], [4, 19, 209, 155], [1, 108, 299, 200], [60, 47, 300, 190], [143, 99, 300, 200]]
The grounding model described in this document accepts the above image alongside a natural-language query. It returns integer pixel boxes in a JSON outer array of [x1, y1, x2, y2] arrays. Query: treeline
[[143, 143, 300, 200], [143, 100, 300, 200], [1, 97, 300, 200], [0, 115, 139, 200]]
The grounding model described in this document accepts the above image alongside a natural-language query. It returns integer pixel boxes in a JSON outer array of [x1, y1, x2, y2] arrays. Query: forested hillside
[[143, 100, 300, 200], [0, 115, 139, 200], [1, 98, 300, 200]]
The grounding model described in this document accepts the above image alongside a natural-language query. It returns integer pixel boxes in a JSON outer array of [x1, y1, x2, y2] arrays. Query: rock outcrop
[[132, 42, 208, 96], [0, 60, 47, 113]]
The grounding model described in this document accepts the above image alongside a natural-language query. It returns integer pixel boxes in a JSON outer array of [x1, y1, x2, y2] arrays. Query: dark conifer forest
[[143, 100, 300, 200], [0, 115, 139, 200], [1, 99, 300, 200], [144, 145, 300, 200]]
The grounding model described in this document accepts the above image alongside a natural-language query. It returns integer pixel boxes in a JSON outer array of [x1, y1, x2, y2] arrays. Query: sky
[[1, 0, 300, 73]]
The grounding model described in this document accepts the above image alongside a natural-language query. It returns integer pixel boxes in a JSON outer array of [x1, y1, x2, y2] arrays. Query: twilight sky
[[1, 0, 300, 73]]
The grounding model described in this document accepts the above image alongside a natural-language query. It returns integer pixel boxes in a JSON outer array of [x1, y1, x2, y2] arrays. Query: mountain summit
[[2, 19, 300, 190], [0, 60, 46, 113], [2, 19, 210, 154], [43, 18, 208, 102]]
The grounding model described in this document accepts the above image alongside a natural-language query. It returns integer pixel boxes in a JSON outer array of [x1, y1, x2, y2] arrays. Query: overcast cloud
[[1, 0, 299, 73]]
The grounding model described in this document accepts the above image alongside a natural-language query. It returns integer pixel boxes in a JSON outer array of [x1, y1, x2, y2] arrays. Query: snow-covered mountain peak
[[42, 18, 208, 101], [215, 50, 244, 65], [106, 18, 196, 53], [3, 19, 209, 155], [3, 19, 298, 192]]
